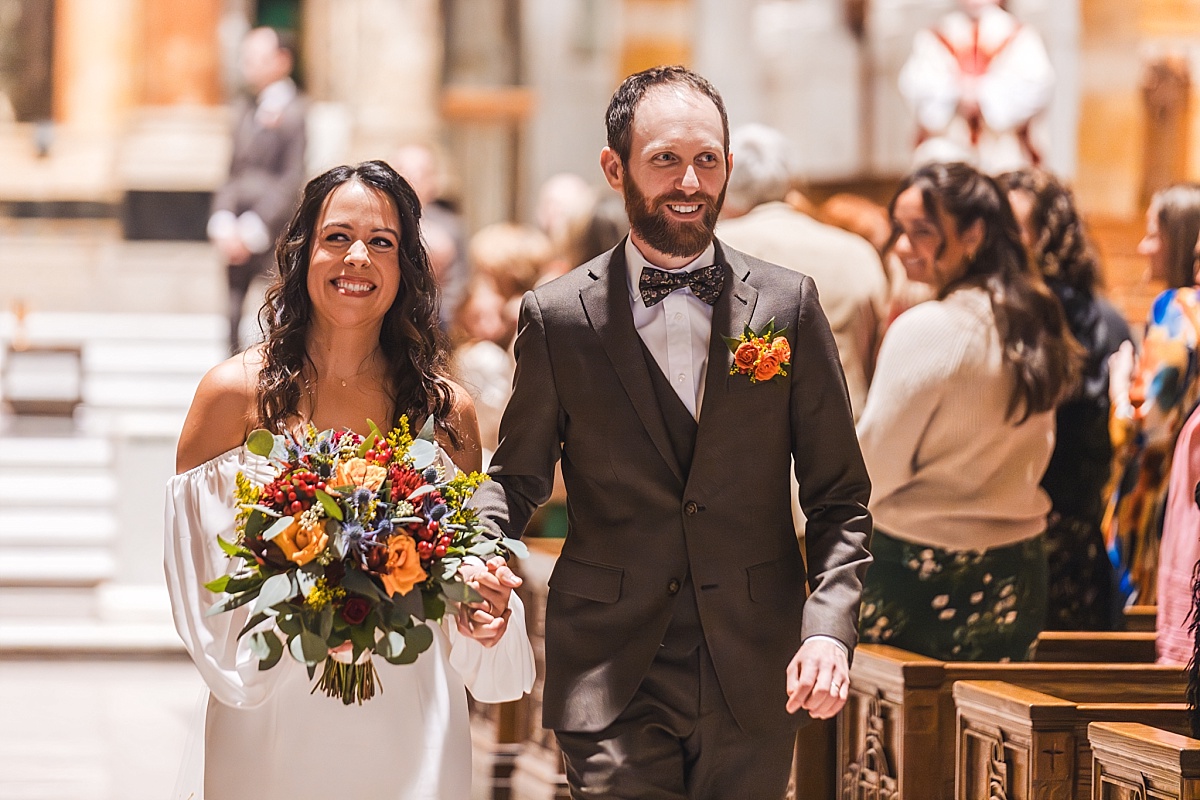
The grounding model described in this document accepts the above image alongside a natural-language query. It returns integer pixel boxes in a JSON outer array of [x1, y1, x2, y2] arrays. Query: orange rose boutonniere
[[724, 318, 790, 383]]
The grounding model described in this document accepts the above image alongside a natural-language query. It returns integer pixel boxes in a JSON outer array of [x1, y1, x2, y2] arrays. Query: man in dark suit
[[207, 27, 307, 355], [468, 66, 872, 799]]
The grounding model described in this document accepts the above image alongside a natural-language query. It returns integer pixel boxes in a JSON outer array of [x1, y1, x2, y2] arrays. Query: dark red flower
[[341, 596, 371, 625]]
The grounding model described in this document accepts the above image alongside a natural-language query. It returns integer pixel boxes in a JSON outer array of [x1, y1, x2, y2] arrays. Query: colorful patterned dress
[[1105, 287, 1200, 608]]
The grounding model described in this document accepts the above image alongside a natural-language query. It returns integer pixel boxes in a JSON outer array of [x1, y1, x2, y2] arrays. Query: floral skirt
[[858, 529, 1048, 662], [1043, 512, 1116, 631]]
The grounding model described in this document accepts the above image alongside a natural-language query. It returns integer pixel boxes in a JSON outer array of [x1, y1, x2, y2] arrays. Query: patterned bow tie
[[638, 263, 725, 307]]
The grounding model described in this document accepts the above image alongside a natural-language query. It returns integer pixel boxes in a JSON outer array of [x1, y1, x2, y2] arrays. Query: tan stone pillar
[[52, 0, 138, 133], [620, 0, 693, 78], [136, 0, 223, 106], [304, 0, 443, 162]]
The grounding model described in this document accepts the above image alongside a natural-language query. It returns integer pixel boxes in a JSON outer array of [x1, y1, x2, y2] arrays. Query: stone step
[[0, 312, 225, 344], [82, 374, 201, 409], [0, 620, 184, 655], [0, 548, 116, 587], [0, 511, 117, 548], [0, 436, 111, 466], [83, 340, 224, 376], [0, 473, 116, 505]]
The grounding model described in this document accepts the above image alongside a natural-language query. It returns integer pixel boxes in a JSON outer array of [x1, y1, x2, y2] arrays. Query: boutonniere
[[724, 318, 791, 383]]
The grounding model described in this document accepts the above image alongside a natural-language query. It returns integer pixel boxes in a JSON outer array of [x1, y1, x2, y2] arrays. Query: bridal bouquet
[[205, 417, 525, 705]]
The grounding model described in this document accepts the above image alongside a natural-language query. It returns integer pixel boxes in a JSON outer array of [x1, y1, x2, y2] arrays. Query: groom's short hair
[[604, 65, 729, 166]]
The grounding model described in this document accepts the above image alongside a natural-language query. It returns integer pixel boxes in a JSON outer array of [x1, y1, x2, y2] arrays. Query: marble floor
[[0, 656, 201, 800]]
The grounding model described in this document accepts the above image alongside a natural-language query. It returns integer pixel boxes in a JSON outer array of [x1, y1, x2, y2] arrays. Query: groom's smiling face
[[602, 85, 732, 265]]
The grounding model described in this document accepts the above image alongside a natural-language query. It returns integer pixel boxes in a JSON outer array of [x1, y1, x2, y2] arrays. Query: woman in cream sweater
[[857, 162, 1080, 661]]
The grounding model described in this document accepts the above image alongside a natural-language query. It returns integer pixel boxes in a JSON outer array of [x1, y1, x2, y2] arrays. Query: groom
[[468, 66, 873, 798]]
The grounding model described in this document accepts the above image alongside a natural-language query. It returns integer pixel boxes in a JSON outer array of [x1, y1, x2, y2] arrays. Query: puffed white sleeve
[[977, 26, 1054, 132], [446, 590, 536, 703], [164, 449, 284, 708], [899, 28, 962, 134]]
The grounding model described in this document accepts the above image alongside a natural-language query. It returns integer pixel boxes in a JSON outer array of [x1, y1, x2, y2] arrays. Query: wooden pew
[[1123, 605, 1157, 633], [953, 680, 1189, 799], [1032, 631, 1157, 663], [838, 644, 1187, 800], [1088, 722, 1200, 800]]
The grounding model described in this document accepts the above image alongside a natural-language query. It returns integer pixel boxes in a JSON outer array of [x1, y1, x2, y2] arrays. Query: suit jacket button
[[684, 501, 699, 516], [668, 579, 681, 595]]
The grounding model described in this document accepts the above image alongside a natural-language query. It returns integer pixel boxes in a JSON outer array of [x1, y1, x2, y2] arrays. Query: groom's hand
[[785, 637, 850, 719], [456, 556, 522, 648]]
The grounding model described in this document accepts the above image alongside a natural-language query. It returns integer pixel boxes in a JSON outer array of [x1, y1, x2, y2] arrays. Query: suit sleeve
[[250, 105, 308, 236], [789, 276, 874, 654], [467, 290, 564, 539]]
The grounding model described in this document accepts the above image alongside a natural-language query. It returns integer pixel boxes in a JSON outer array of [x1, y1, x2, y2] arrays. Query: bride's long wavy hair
[[886, 162, 1082, 422], [255, 160, 458, 444]]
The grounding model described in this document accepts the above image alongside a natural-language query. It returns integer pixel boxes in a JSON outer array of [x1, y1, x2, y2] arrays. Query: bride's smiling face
[[306, 180, 402, 329]]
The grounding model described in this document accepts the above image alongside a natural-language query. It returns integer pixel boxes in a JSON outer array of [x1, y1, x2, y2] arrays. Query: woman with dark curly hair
[[998, 168, 1132, 631], [856, 162, 1082, 661], [164, 161, 534, 799]]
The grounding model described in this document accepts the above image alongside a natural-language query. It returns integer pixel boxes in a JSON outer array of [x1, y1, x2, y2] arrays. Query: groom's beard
[[623, 173, 726, 259]]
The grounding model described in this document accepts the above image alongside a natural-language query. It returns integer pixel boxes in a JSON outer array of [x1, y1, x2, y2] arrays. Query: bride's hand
[[456, 556, 522, 647]]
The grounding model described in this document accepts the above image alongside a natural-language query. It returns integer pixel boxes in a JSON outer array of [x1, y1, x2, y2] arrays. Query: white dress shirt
[[625, 236, 848, 659], [625, 238, 717, 419]]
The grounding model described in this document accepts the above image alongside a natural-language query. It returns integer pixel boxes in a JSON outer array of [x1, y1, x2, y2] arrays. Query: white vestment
[[899, 5, 1053, 174]]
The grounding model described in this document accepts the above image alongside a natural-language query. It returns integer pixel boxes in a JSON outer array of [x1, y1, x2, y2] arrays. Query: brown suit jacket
[[211, 87, 307, 273], [469, 239, 873, 734]]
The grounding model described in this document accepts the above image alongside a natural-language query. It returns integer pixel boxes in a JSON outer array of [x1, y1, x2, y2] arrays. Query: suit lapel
[[697, 242, 759, 424], [579, 244, 687, 485]]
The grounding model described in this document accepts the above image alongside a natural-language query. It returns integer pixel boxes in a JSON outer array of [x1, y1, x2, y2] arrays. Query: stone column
[[304, 0, 443, 165], [117, 0, 229, 239]]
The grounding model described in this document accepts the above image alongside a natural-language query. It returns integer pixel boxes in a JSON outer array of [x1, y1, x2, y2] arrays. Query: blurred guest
[[900, 0, 1053, 173], [857, 162, 1080, 661], [536, 172, 597, 265], [468, 222, 554, 306], [718, 124, 887, 419], [817, 192, 936, 342], [394, 143, 468, 331], [208, 27, 307, 355], [452, 278, 517, 464], [560, 194, 630, 276], [999, 168, 1132, 630], [1106, 183, 1200, 610]]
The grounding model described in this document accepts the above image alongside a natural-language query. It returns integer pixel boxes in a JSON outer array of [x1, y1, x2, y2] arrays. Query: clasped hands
[[786, 637, 850, 720], [455, 556, 521, 647]]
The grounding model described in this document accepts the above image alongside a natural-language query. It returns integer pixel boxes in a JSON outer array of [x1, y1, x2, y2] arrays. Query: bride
[[165, 161, 535, 799]]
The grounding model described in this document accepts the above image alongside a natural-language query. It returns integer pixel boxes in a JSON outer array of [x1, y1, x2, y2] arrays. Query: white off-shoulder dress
[[164, 446, 536, 800]]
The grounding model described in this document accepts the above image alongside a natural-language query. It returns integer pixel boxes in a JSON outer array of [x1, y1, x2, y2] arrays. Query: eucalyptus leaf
[[216, 536, 243, 557], [440, 557, 462, 580], [262, 515, 295, 542], [356, 431, 378, 459], [406, 484, 438, 501], [440, 580, 483, 605], [249, 631, 274, 661], [204, 574, 231, 594], [276, 613, 302, 637], [390, 516, 423, 525], [416, 415, 437, 442], [342, 568, 389, 601], [318, 604, 334, 640], [251, 572, 295, 615], [205, 589, 260, 617], [467, 541, 497, 557], [349, 623, 375, 654], [314, 488, 343, 521], [257, 632, 284, 670], [501, 537, 530, 559], [378, 630, 406, 659], [246, 429, 276, 458], [242, 504, 282, 518], [238, 611, 271, 638], [297, 629, 327, 665], [405, 623, 434, 655], [408, 439, 436, 470], [422, 593, 446, 621], [287, 633, 306, 663]]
